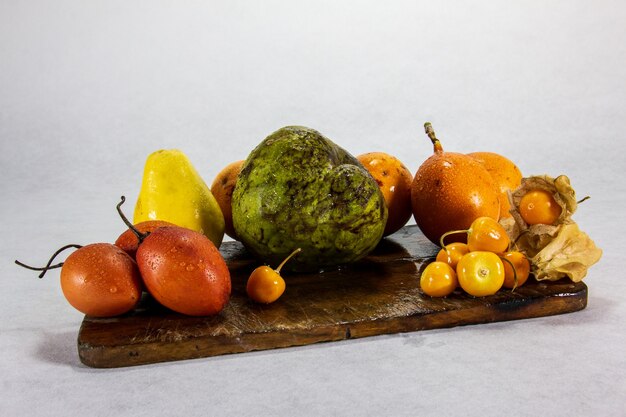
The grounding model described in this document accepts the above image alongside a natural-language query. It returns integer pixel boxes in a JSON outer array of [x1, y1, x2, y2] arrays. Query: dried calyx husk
[[500, 174, 602, 282]]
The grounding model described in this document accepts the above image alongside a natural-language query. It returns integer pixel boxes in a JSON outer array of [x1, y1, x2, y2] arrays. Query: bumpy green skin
[[232, 126, 387, 272]]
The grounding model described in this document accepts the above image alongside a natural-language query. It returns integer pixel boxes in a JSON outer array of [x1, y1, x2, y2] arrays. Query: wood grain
[[77, 225, 587, 368]]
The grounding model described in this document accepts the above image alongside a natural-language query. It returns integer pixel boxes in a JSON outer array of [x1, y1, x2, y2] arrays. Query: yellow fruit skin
[[134, 149, 225, 247]]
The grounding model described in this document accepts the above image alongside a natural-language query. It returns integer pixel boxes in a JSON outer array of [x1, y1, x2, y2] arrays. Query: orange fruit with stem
[[16, 243, 143, 317], [501, 251, 530, 289], [440, 216, 510, 253], [117, 196, 231, 317], [247, 248, 301, 304], [411, 123, 501, 245], [468, 152, 522, 218], [211, 160, 244, 240], [435, 242, 469, 270], [115, 219, 176, 259], [420, 261, 458, 297], [357, 152, 413, 236]]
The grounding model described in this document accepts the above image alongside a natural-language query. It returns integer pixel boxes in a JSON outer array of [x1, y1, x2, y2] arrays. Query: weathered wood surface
[[78, 225, 587, 368]]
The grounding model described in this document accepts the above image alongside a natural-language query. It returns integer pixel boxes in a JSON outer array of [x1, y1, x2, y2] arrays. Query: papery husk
[[500, 174, 602, 282], [531, 223, 602, 282]]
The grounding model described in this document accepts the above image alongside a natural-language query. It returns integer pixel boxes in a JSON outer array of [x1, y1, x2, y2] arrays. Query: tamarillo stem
[[116, 196, 149, 244], [499, 256, 518, 292], [15, 243, 83, 278]]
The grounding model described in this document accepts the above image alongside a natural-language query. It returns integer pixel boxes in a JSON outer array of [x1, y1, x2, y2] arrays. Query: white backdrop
[[2, 1, 625, 416]]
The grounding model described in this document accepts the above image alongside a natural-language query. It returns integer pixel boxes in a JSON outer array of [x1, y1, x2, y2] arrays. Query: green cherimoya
[[232, 126, 387, 272]]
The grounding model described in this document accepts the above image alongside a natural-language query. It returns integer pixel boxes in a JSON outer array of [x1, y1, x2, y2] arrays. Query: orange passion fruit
[[211, 160, 244, 240], [468, 151, 522, 218], [358, 152, 413, 236], [411, 123, 500, 245]]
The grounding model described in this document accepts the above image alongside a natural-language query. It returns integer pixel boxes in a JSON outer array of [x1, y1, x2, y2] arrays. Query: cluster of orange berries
[[420, 216, 529, 297], [421, 188, 563, 298]]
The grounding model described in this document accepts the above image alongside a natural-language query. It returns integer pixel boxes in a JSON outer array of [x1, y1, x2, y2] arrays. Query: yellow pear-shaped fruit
[[133, 149, 225, 247]]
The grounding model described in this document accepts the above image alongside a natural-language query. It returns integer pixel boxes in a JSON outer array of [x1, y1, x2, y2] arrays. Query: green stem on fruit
[[275, 248, 302, 274], [15, 243, 83, 278], [577, 196, 590, 204], [116, 196, 149, 244], [513, 229, 529, 247], [499, 255, 518, 292], [424, 122, 443, 153], [439, 229, 468, 248]]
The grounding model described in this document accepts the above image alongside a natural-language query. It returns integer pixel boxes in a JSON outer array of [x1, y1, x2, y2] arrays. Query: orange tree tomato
[[420, 261, 458, 297], [357, 152, 413, 236], [60, 244, 143, 317], [519, 189, 562, 225], [456, 251, 505, 297], [501, 251, 531, 289], [435, 242, 469, 270]]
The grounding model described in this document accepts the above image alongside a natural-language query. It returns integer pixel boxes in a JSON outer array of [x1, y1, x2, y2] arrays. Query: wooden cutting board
[[77, 225, 587, 368]]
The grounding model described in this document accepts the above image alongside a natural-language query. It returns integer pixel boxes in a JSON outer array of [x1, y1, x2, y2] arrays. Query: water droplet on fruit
[[180, 261, 186, 267], [110, 286, 118, 293], [186, 265, 195, 271]]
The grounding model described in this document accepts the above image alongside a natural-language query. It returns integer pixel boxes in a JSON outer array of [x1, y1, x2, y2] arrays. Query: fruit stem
[[513, 229, 529, 247], [500, 256, 518, 291], [577, 196, 590, 204], [275, 248, 302, 274], [15, 243, 83, 278], [117, 196, 149, 244], [424, 122, 443, 153], [439, 229, 468, 248]]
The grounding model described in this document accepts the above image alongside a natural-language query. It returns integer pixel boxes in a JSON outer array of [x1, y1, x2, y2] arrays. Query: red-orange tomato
[[60, 243, 143, 317], [519, 190, 562, 225], [501, 251, 531, 289], [420, 261, 458, 297], [115, 220, 176, 259], [136, 226, 231, 316]]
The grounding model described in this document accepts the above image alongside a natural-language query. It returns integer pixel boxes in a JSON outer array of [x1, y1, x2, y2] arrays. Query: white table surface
[[1, 1, 624, 416]]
